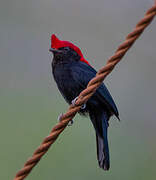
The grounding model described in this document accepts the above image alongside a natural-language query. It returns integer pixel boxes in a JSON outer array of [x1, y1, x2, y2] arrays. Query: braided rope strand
[[14, 4, 156, 180]]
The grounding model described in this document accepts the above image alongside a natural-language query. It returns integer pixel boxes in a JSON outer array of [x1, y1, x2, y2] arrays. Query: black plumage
[[51, 45, 119, 170]]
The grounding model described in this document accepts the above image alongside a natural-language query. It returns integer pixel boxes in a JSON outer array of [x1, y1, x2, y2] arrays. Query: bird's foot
[[67, 120, 74, 126], [72, 97, 86, 110], [57, 113, 74, 126]]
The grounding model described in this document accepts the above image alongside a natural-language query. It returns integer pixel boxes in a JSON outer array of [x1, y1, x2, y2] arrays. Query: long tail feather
[[96, 116, 110, 170], [90, 110, 110, 170]]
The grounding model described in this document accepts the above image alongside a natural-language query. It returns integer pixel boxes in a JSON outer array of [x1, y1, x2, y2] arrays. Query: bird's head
[[49, 34, 90, 65]]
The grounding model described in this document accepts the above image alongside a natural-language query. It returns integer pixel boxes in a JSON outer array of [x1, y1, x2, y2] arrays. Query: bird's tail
[[96, 129, 110, 170], [90, 110, 110, 170]]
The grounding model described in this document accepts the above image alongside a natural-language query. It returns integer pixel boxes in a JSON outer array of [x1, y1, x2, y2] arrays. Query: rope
[[14, 3, 156, 180]]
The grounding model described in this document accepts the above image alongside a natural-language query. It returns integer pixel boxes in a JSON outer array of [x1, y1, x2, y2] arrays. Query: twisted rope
[[14, 3, 156, 180]]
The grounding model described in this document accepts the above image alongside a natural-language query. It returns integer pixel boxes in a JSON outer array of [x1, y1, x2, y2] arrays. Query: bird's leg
[[57, 113, 74, 126], [72, 96, 86, 110]]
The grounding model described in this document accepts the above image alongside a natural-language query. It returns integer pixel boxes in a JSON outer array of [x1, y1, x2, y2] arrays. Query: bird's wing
[[71, 61, 119, 117]]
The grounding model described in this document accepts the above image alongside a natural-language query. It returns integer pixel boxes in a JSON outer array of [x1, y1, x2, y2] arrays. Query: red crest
[[51, 34, 90, 65]]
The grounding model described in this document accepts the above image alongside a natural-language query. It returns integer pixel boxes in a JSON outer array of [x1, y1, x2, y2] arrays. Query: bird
[[50, 34, 119, 170]]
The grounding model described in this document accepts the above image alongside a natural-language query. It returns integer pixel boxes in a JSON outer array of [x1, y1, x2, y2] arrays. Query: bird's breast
[[52, 63, 84, 104]]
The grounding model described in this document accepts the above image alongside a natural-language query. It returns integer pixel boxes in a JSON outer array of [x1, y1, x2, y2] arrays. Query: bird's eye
[[64, 47, 70, 51]]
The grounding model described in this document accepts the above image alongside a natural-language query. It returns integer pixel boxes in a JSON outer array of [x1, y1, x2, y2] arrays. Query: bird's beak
[[49, 48, 62, 53]]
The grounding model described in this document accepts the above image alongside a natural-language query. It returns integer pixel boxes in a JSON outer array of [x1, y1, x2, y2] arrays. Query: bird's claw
[[57, 113, 64, 122], [81, 103, 86, 109], [72, 97, 86, 110], [68, 119, 74, 126], [57, 113, 74, 126], [72, 97, 79, 106]]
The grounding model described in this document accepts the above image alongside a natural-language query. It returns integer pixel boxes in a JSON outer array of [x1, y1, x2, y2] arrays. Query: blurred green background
[[0, 0, 156, 179]]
